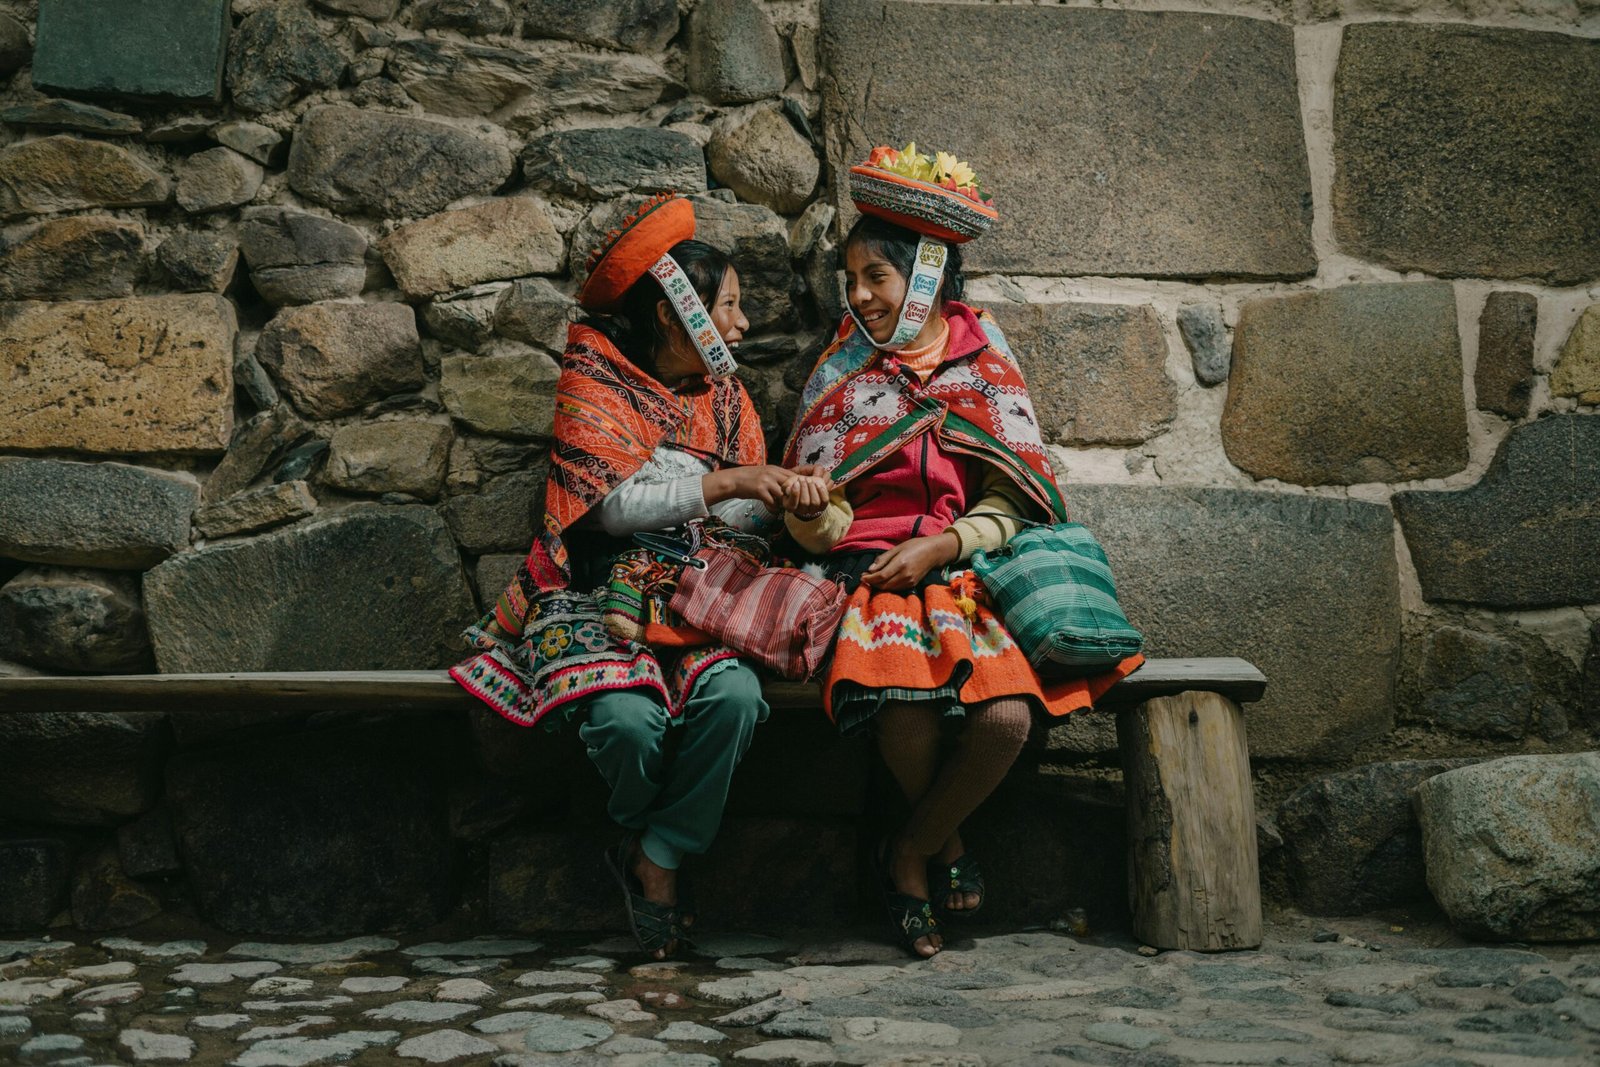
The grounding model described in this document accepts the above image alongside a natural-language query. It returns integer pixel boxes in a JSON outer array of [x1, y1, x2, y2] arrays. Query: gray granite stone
[[238, 209, 367, 307], [0, 460, 196, 575], [157, 233, 239, 294], [256, 302, 424, 420], [0, 99, 140, 135], [520, 0, 677, 52], [521, 127, 707, 200], [414, 0, 513, 35], [1476, 293, 1537, 419], [175, 147, 263, 214], [1066, 485, 1400, 759], [288, 107, 514, 219], [1223, 283, 1465, 485], [1394, 414, 1600, 609], [0, 567, 152, 674], [522, 1017, 612, 1053], [226, 6, 348, 113], [144, 506, 473, 672], [34, 0, 229, 101], [323, 422, 452, 500], [823, 1, 1313, 278], [1417, 754, 1600, 941], [688, 0, 786, 104], [394, 1029, 496, 1063], [0, 709, 167, 826], [362, 1000, 478, 1023], [1400, 623, 1577, 740], [226, 938, 398, 965], [195, 481, 317, 540], [1178, 305, 1230, 387], [1276, 760, 1475, 916], [385, 38, 677, 137], [69, 845, 161, 930], [1333, 23, 1600, 285], [707, 105, 819, 215], [988, 302, 1177, 446], [439, 352, 560, 440]]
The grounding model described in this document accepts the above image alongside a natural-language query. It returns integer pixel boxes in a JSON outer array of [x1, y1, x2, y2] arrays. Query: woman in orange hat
[[450, 193, 823, 959], [782, 146, 1141, 957]]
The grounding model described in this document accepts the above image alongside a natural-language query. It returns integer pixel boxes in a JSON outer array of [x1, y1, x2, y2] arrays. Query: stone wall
[[0, 0, 1596, 935]]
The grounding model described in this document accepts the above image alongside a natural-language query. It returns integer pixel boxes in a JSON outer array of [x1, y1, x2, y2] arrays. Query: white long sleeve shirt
[[589, 443, 775, 536]]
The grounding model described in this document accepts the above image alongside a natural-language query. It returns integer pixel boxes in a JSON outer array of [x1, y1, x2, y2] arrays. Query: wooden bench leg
[[1117, 689, 1262, 951]]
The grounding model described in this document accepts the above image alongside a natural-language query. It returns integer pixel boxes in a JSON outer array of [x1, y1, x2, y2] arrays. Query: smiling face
[[653, 266, 748, 381], [844, 239, 908, 344]]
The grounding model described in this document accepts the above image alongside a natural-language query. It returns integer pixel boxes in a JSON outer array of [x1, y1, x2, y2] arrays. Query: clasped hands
[[704, 463, 959, 591]]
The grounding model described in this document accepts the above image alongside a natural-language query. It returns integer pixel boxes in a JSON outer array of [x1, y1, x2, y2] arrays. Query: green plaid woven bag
[[969, 521, 1143, 679]]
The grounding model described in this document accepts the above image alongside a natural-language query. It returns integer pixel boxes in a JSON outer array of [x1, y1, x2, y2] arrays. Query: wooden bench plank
[[0, 658, 1264, 715]]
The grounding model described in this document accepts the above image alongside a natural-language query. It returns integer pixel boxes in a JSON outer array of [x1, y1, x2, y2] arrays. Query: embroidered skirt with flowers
[[823, 570, 1142, 736], [450, 587, 740, 731]]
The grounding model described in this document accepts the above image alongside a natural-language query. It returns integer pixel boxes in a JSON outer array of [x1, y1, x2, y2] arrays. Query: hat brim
[[848, 166, 998, 243], [578, 196, 696, 311]]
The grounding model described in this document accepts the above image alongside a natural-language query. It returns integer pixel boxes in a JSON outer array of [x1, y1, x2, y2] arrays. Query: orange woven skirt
[[824, 575, 1143, 734]]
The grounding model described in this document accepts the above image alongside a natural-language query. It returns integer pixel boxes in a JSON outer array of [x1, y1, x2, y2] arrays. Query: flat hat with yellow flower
[[848, 142, 998, 243]]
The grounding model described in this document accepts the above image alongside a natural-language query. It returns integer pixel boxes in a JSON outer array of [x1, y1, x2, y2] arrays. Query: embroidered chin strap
[[647, 253, 738, 378], [848, 235, 949, 351]]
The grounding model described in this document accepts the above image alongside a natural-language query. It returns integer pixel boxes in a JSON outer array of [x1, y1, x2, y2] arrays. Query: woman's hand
[[703, 465, 796, 509], [863, 532, 961, 591], [781, 465, 832, 519]]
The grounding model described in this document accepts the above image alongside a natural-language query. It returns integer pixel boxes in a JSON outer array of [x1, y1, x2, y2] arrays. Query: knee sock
[[897, 697, 1033, 857]]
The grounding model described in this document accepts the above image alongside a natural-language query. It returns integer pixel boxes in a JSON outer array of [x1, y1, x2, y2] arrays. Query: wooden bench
[[0, 657, 1266, 951]]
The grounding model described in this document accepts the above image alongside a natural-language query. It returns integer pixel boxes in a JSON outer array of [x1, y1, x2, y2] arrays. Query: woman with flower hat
[[782, 145, 1141, 957], [450, 192, 825, 959]]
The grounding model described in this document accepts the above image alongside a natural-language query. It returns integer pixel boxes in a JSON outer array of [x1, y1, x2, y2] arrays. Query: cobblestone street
[[3, 912, 1597, 1067]]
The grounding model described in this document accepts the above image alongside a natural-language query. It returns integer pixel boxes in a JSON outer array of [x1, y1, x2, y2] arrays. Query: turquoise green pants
[[578, 662, 769, 870]]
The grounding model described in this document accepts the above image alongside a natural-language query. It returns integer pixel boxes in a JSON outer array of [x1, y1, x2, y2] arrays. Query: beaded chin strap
[[647, 254, 738, 378], [848, 235, 948, 351]]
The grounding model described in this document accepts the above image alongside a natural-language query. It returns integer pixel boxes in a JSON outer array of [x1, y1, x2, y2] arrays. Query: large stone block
[[33, 0, 229, 101], [821, 0, 1314, 278], [1476, 292, 1537, 419], [256, 302, 425, 420], [443, 469, 542, 555], [0, 136, 169, 219], [520, 0, 678, 53], [1066, 485, 1401, 760], [0, 838, 70, 930], [1585, 621, 1600, 733], [1417, 754, 1600, 941], [488, 825, 623, 932], [1333, 23, 1600, 285], [1222, 283, 1466, 485], [688, 0, 786, 105], [166, 721, 461, 935], [142, 506, 475, 672], [287, 107, 514, 219], [1276, 760, 1474, 917], [1394, 414, 1600, 609], [1400, 623, 1578, 741], [1552, 305, 1600, 405], [725, 710, 870, 819], [385, 38, 678, 136], [695, 818, 860, 929], [0, 459, 198, 569], [0, 216, 145, 301], [0, 567, 153, 674], [520, 127, 707, 200], [195, 481, 317, 540], [0, 713, 169, 827], [439, 352, 560, 440], [323, 421, 453, 500], [0, 295, 235, 456], [377, 199, 564, 299], [988, 303, 1176, 446]]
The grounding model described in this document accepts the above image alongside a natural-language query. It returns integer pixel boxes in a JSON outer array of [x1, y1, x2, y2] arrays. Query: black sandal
[[876, 842, 941, 958], [931, 853, 985, 920], [604, 835, 689, 958]]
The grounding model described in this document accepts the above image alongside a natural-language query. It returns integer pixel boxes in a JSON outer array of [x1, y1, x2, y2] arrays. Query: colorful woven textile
[[783, 303, 1065, 522], [823, 575, 1143, 734], [448, 324, 764, 727], [848, 165, 998, 244]]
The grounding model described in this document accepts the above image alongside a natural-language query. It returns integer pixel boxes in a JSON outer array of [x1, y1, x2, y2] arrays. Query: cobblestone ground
[[2, 913, 1597, 1067]]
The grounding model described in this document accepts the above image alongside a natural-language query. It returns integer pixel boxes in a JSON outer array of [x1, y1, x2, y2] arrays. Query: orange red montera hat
[[578, 192, 697, 312]]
